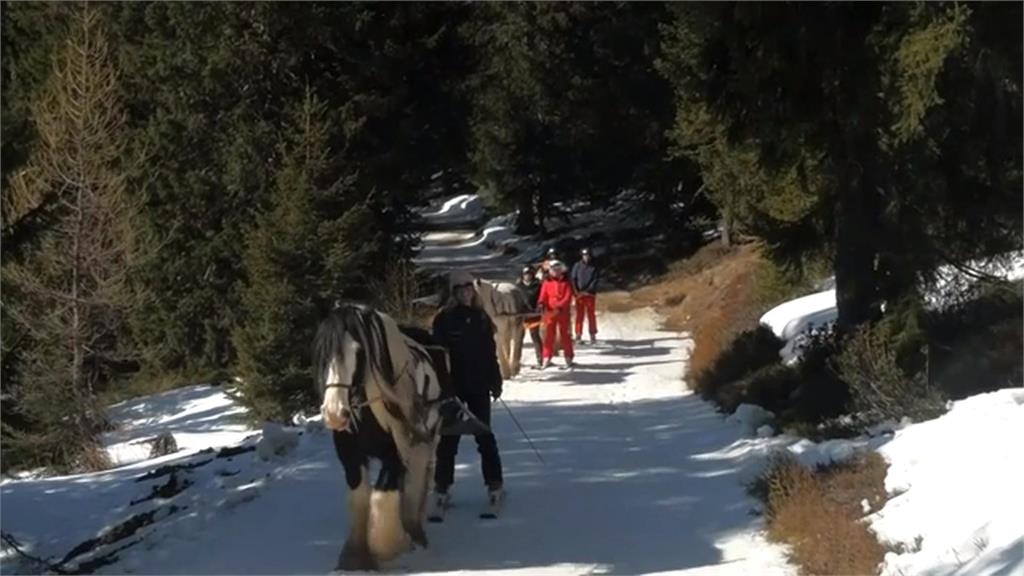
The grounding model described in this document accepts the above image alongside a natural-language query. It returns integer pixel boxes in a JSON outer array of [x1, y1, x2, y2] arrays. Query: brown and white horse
[[473, 278, 533, 379], [313, 303, 447, 571]]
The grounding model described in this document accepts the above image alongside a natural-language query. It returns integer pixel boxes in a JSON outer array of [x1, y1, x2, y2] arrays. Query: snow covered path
[[397, 308, 792, 575]]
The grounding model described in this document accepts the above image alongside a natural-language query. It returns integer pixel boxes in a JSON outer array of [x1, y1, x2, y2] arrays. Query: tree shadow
[[402, 394, 792, 575]]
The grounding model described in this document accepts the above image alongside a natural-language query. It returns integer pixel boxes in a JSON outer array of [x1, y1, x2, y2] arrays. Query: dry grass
[[754, 452, 889, 575], [78, 440, 114, 472], [598, 241, 769, 379]]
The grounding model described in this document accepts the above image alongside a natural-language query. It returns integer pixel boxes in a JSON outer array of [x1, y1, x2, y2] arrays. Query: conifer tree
[[2, 5, 149, 470], [232, 88, 334, 421]]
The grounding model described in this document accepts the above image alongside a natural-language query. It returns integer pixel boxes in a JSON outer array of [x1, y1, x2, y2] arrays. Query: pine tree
[[2, 5, 149, 470], [658, 3, 1021, 330], [232, 89, 335, 421]]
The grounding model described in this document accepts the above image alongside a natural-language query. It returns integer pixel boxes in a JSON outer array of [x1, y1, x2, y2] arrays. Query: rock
[[726, 403, 775, 436], [149, 432, 179, 458]]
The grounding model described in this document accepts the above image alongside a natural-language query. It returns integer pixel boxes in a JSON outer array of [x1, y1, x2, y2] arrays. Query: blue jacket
[[571, 261, 599, 294]]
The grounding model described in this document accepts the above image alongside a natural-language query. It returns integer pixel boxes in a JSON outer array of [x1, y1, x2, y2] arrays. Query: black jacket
[[432, 305, 502, 398], [516, 278, 541, 309], [571, 261, 599, 294]]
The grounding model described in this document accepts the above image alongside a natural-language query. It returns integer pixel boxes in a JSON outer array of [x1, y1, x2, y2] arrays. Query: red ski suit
[[537, 276, 574, 362]]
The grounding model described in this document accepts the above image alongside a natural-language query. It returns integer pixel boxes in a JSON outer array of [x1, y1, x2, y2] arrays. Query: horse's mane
[[313, 303, 397, 391]]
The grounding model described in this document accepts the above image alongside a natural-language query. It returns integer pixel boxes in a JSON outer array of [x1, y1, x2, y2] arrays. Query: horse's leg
[[399, 442, 434, 548], [495, 326, 512, 380], [368, 454, 412, 561], [334, 432, 376, 571], [511, 323, 524, 376]]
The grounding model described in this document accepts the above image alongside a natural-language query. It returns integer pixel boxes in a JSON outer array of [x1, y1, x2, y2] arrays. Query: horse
[[473, 278, 533, 379], [313, 302, 449, 571]]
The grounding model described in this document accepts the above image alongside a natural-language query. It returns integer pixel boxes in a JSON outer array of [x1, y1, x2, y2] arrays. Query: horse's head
[[314, 303, 390, 432]]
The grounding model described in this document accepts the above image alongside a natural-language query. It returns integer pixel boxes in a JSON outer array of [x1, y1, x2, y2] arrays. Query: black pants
[[434, 393, 503, 491], [527, 326, 543, 365]]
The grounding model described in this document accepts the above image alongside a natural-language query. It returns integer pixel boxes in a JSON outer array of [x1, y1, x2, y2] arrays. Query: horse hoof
[[337, 543, 378, 571], [407, 525, 429, 549]]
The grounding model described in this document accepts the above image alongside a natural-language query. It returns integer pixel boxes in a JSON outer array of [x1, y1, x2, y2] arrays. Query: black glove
[[491, 384, 502, 401]]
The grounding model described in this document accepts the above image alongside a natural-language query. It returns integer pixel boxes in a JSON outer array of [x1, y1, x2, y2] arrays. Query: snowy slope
[[867, 389, 1024, 576]]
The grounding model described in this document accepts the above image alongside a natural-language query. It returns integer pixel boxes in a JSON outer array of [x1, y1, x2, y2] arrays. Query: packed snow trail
[[395, 309, 793, 575]]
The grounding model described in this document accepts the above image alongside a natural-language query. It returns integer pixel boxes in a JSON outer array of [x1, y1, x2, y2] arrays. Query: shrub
[[834, 301, 945, 425], [785, 331, 851, 427], [752, 452, 888, 576], [694, 325, 784, 400], [924, 280, 1023, 399], [743, 364, 803, 415]]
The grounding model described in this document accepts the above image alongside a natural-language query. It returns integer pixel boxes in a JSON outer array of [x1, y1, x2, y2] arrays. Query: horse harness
[[327, 347, 456, 446]]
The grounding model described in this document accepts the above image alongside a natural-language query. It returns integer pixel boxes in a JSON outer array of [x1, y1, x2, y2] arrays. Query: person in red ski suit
[[537, 260, 574, 368]]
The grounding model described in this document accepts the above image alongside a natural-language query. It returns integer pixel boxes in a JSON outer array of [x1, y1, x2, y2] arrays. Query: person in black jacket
[[431, 270, 504, 501], [515, 265, 543, 367], [571, 248, 600, 343]]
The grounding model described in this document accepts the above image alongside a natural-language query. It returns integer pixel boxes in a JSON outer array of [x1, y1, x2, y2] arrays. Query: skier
[[538, 247, 558, 280], [515, 265, 544, 368], [537, 260, 574, 369], [571, 247, 600, 344], [430, 270, 504, 519]]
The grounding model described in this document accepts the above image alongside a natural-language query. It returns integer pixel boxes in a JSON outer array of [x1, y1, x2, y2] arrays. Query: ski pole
[[499, 398, 545, 464]]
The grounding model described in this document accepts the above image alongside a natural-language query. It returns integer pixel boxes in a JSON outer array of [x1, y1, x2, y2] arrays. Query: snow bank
[[868, 388, 1024, 576], [726, 404, 775, 437], [925, 251, 1024, 310], [103, 384, 253, 468], [421, 193, 487, 226], [759, 289, 836, 341], [769, 388, 1024, 576]]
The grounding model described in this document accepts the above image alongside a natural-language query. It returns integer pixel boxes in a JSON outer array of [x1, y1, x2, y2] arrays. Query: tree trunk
[[535, 187, 547, 234], [834, 138, 881, 333], [72, 185, 85, 396], [720, 202, 733, 248], [514, 187, 538, 235]]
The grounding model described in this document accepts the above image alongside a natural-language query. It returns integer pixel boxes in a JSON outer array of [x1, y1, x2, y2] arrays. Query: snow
[[725, 404, 775, 437], [255, 423, 300, 461], [102, 384, 254, 467], [867, 389, 1024, 576], [758, 289, 836, 341], [413, 192, 659, 283], [421, 194, 488, 227], [760, 388, 1024, 576], [925, 251, 1024, 310], [761, 251, 1024, 365]]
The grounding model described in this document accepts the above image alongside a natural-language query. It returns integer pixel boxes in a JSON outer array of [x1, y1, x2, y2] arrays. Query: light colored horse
[[473, 278, 532, 379], [314, 303, 447, 571]]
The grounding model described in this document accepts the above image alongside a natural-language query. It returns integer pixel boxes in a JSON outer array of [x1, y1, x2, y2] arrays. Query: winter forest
[[1, 3, 1022, 576]]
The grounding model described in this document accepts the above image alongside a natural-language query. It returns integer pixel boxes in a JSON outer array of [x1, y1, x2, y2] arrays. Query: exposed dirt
[[598, 241, 770, 379]]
